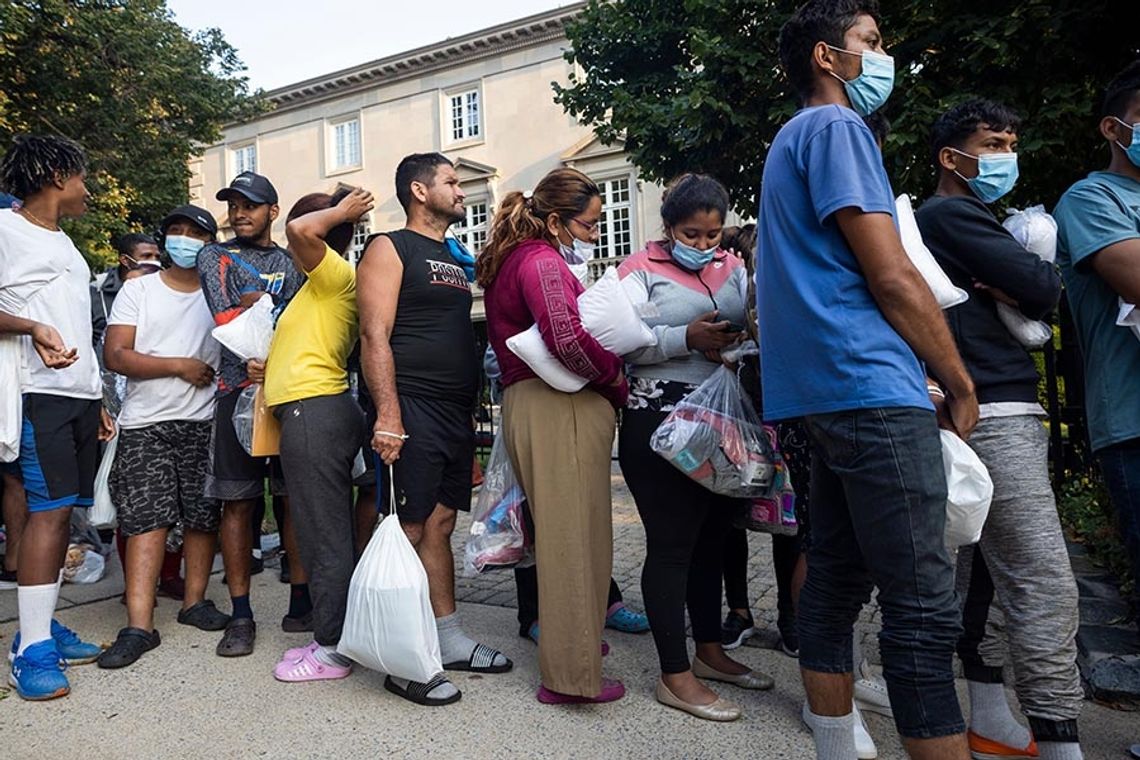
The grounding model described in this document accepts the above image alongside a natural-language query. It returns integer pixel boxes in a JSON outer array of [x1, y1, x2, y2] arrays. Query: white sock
[[313, 645, 351, 668], [968, 680, 1031, 749], [436, 612, 508, 667], [806, 706, 857, 760], [16, 582, 59, 656], [1039, 742, 1083, 760]]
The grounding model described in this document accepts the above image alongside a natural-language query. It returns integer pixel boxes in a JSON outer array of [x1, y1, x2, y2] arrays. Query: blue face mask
[[1113, 117, 1140, 168], [671, 240, 717, 271], [953, 150, 1019, 204], [828, 47, 894, 116], [165, 235, 205, 268]]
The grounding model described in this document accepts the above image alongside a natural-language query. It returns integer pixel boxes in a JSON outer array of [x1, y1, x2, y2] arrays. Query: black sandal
[[177, 600, 231, 631], [96, 627, 161, 669], [443, 643, 513, 674], [383, 674, 462, 706]]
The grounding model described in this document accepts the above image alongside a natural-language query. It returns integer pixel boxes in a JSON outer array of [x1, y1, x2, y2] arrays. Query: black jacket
[[914, 194, 1061, 405]]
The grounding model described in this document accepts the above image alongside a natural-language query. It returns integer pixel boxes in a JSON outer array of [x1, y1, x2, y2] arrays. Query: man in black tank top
[[357, 153, 512, 706]]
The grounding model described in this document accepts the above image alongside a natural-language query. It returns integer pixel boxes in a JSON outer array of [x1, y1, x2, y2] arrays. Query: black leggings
[[620, 407, 737, 674], [723, 528, 802, 619]]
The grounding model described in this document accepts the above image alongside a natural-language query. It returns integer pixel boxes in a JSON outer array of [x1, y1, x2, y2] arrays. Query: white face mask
[[559, 236, 595, 265]]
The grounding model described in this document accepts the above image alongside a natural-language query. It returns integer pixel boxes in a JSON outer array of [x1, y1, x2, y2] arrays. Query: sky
[[167, 0, 569, 92]]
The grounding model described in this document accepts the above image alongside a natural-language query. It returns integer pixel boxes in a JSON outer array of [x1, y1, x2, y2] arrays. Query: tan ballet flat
[[692, 657, 775, 690], [655, 679, 742, 722]]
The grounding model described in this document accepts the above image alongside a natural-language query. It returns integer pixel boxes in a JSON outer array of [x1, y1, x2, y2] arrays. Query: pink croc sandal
[[283, 640, 320, 662], [537, 677, 625, 704], [273, 648, 351, 683]]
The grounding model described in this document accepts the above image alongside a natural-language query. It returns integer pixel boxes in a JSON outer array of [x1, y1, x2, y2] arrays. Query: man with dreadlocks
[[0, 134, 108, 700]]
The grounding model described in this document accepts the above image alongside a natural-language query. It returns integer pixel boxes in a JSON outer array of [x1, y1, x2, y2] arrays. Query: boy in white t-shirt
[[96, 205, 230, 669], [0, 135, 109, 701]]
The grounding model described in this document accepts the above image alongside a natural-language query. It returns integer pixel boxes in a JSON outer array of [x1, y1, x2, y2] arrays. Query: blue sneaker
[[8, 640, 70, 700], [605, 603, 650, 633], [9, 620, 103, 665]]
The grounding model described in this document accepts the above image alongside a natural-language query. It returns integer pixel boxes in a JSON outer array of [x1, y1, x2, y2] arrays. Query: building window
[[596, 176, 633, 259], [331, 118, 361, 171], [232, 143, 256, 178], [449, 89, 481, 142], [348, 218, 372, 265], [453, 201, 489, 253]]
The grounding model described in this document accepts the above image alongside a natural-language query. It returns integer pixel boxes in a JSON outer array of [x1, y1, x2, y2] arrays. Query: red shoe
[[967, 731, 1039, 759], [537, 677, 625, 704]]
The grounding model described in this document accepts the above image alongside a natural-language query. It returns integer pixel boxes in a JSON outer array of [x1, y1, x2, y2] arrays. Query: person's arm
[[285, 188, 374, 274], [1089, 238, 1140, 304], [356, 234, 405, 464], [0, 311, 77, 368], [835, 208, 978, 436], [926, 202, 1061, 319], [103, 325, 214, 387]]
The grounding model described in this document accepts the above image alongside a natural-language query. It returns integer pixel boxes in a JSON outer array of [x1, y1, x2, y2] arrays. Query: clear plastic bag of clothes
[[650, 365, 775, 498], [736, 425, 798, 534], [464, 434, 532, 575], [232, 385, 257, 456]]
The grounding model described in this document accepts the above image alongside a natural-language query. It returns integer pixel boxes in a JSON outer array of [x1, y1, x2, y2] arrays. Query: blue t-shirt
[[1055, 170, 1140, 452], [755, 105, 930, 420]]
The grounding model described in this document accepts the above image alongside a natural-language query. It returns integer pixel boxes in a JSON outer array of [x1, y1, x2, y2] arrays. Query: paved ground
[[1, 464, 1137, 758]]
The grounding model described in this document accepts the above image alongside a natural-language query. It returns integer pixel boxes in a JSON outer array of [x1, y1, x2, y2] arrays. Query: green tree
[[555, 0, 1136, 216], [0, 0, 264, 267]]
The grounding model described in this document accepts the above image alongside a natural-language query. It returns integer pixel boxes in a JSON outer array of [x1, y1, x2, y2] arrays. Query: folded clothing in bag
[[998, 206, 1058, 348]]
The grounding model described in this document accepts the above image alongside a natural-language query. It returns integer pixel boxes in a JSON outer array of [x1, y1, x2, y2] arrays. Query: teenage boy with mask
[[91, 233, 162, 350], [0, 135, 108, 700], [757, 2, 976, 758], [1055, 60, 1140, 649], [97, 205, 230, 669], [197, 172, 304, 658], [916, 100, 1083, 760]]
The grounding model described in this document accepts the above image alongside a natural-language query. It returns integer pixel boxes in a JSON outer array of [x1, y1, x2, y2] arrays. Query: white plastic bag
[[232, 386, 257, 456], [210, 293, 275, 361], [0, 336, 22, 462], [338, 470, 443, 683], [464, 434, 531, 576], [896, 194, 969, 309], [940, 430, 993, 547], [63, 544, 106, 584], [1116, 298, 1140, 344], [506, 267, 656, 392], [995, 206, 1058, 348], [650, 365, 774, 497], [90, 432, 119, 529]]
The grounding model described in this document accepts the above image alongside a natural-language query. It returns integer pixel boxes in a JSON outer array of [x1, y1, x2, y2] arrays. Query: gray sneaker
[[216, 618, 256, 657]]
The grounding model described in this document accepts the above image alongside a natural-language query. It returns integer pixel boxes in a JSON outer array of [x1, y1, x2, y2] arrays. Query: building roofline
[[250, 2, 585, 119]]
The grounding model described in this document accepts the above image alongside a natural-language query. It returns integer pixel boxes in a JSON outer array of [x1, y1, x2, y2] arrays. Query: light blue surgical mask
[[1113, 117, 1140, 168], [670, 240, 717, 271], [828, 46, 895, 116], [952, 150, 1019, 204], [558, 237, 595, 265], [165, 235, 206, 268]]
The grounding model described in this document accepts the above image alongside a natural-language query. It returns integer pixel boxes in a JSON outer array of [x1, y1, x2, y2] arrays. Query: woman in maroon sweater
[[478, 168, 628, 704]]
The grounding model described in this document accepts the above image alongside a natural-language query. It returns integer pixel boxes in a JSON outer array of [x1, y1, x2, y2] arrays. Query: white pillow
[[997, 205, 1058, 348], [895, 194, 969, 309], [506, 267, 656, 392]]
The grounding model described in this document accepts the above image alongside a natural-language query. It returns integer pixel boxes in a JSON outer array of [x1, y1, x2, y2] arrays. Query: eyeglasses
[[568, 217, 600, 234]]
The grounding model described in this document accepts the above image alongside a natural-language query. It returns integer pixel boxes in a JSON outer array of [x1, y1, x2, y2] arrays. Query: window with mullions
[[331, 118, 361, 170], [453, 201, 489, 253], [595, 177, 633, 259], [449, 89, 481, 142]]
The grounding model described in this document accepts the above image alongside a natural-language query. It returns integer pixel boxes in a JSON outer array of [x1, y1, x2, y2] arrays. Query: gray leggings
[[955, 415, 1082, 724]]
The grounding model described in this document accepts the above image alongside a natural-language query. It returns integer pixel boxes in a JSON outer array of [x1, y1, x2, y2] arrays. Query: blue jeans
[[801, 407, 965, 739], [1096, 439, 1140, 618]]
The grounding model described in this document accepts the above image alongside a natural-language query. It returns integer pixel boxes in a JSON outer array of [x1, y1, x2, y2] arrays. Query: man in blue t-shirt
[[757, 2, 977, 757], [1055, 60, 1140, 645]]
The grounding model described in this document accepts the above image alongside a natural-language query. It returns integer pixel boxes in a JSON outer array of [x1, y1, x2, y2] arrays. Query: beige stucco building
[[190, 2, 669, 319]]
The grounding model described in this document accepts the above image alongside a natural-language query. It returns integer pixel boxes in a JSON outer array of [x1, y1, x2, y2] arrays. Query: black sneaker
[[278, 552, 291, 584], [777, 614, 799, 658], [721, 611, 755, 650], [97, 627, 161, 669]]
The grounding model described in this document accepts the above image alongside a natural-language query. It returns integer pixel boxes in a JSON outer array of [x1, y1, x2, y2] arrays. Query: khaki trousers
[[502, 379, 615, 696]]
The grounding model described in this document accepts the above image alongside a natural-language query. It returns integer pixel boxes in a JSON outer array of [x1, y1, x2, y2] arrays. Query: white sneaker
[[854, 659, 894, 719], [801, 701, 879, 760]]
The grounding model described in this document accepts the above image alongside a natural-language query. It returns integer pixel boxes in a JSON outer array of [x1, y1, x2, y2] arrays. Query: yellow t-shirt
[[264, 247, 358, 407]]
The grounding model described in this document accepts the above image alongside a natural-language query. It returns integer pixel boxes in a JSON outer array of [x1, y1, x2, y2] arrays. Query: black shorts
[[388, 395, 474, 523], [111, 420, 220, 537], [353, 400, 377, 489], [204, 388, 285, 502], [17, 394, 99, 513]]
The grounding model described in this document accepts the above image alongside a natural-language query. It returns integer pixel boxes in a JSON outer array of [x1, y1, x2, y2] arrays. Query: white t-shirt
[[0, 209, 100, 399], [108, 273, 221, 429]]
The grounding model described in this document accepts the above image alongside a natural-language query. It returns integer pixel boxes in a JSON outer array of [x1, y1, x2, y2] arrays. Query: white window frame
[[451, 199, 490, 254], [326, 114, 363, 176], [347, 214, 372, 266], [230, 142, 257, 181], [442, 82, 484, 149], [593, 174, 635, 261]]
